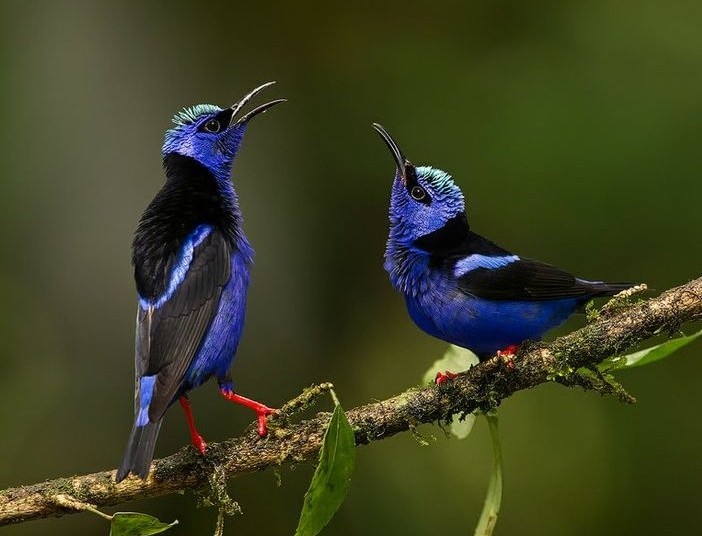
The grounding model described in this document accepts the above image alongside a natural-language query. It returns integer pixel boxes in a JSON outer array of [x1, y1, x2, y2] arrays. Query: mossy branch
[[1, 277, 701, 527]]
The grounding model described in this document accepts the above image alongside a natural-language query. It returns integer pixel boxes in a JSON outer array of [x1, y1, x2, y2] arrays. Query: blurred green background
[[1, 1, 701, 535]]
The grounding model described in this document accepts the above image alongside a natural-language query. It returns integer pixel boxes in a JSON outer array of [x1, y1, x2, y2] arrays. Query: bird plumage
[[117, 83, 284, 482], [373, 123, 632, 360]]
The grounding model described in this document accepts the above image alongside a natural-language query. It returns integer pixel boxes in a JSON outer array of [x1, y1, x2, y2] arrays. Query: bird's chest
[[404, 273, 464, 337]]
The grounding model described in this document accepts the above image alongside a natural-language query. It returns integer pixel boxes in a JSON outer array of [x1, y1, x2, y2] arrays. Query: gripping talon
[[497, 344, 519, 370], [220, 388, 276, 437], [254, 405, 276, 436], [435, 371, 458, 385]]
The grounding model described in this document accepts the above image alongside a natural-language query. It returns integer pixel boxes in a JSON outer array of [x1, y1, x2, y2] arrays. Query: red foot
[[497, 345, 519, 370], [497, 344, 519, 356], [435, 371, 459, 385], [179, 396, 207, 455], [220, 389, 276, 437]]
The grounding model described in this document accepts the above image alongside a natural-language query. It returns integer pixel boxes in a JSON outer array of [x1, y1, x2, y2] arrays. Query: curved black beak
[[229, 81, 286, 127], [372, 123, 412, 183]]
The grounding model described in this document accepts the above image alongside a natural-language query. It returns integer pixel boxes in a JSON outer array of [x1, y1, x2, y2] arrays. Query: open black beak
[[229, 81, 286, 127], [372, 123, 413, 183]]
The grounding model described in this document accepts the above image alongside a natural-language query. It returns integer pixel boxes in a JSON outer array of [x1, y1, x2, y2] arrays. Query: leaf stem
[[329, 388, 341, 407], [474, 414, 503, 536], [51, 494, 113, 521]]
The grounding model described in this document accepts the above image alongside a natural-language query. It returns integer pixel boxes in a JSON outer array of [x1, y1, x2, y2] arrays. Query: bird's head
[[373, 123, 465, 243], [162, 82, 285, 178]]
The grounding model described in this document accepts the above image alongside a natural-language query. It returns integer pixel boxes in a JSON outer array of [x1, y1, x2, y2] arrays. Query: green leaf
[[422, 345, 479, 439], [474, 414, 503, 536], [109, 512, 177, 536], [421, 344, 480, 385], [450, 413, 477, 439], [295, 398, 356, 536], [600, 329, 702, 371]]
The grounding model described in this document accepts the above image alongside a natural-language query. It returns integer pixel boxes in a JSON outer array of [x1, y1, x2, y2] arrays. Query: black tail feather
[[590, 282, 636, 297], [116, 420, 162, 483]]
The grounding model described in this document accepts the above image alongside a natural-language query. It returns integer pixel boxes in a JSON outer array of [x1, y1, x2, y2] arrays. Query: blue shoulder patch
[[135, 375, 156, 427], [454, 254, 520, 278], [139, 224, 213, 309]]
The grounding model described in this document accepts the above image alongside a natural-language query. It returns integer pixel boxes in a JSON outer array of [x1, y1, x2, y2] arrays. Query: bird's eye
[[410, 185, 427, 201], [204, 119, 221, 133]]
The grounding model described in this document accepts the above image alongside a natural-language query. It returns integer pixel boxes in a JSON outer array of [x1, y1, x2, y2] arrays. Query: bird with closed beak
[[373, 123, 633, 382]]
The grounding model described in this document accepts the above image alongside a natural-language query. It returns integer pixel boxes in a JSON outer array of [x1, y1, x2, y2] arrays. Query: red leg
[[497, 344, 519, 370], [435, 371, 459, 385], [179, 396, 207, 455], [219, 388, 276, 437]]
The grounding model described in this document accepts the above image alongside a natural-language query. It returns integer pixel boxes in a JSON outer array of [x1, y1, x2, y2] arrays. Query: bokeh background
[[2, 1, 701, 535]]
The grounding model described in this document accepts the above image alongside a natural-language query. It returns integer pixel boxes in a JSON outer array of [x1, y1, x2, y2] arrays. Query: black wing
[[135, 229, 231, 421], [445, 232, 632, 302], [455, 256, 632, 302]]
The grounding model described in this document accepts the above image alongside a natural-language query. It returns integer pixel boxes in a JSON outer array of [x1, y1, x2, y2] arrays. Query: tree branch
[[1, 277, 701, 527]]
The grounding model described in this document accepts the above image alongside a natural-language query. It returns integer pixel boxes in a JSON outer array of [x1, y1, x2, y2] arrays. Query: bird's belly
[[406, 290, 579, 357], [182, 254, 249, 390]]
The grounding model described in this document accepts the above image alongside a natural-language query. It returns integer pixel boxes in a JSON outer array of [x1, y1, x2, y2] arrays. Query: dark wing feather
[[135, 230, 231, 421], [456, 257, 626, 302]]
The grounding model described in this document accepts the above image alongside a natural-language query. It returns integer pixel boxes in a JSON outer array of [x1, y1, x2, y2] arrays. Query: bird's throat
[[412, 212, 470, 256], [385, 212, 472, 297]]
